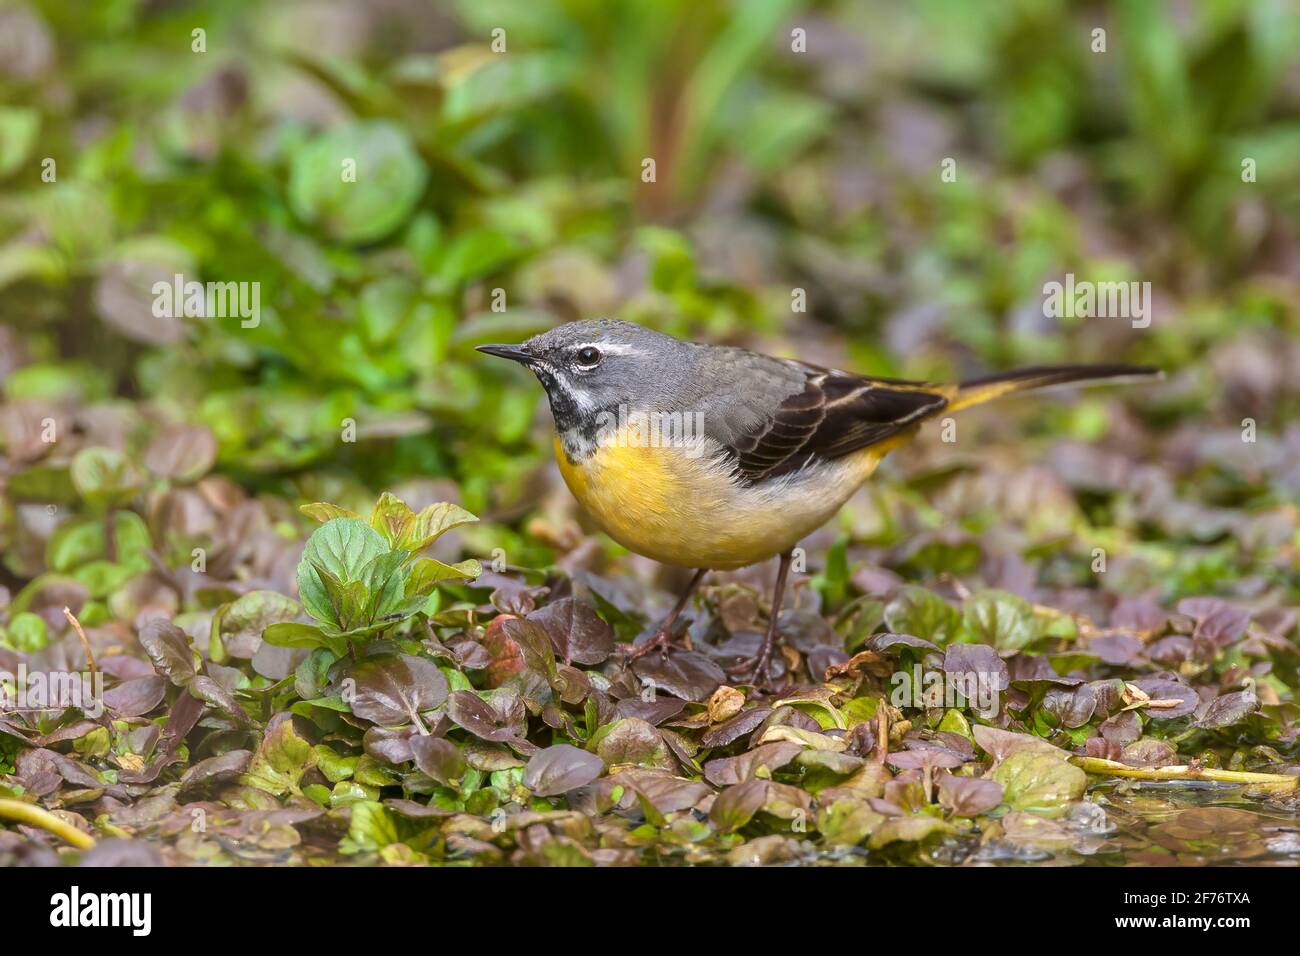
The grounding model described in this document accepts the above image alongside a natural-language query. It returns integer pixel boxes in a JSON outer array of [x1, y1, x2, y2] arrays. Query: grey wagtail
[[478, 319, 1158, 682]]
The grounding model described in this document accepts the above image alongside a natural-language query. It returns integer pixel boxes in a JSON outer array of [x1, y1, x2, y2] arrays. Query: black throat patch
[[534, 367, 603, 463]]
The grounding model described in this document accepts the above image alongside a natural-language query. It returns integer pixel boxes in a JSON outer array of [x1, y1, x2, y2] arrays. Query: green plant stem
[[1070, 756, 1298, 790], [0, 798, 97, 849]]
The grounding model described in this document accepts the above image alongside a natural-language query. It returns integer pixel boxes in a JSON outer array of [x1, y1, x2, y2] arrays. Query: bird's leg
[[738, 549, 793, 684], [627, 568, 708, 662]]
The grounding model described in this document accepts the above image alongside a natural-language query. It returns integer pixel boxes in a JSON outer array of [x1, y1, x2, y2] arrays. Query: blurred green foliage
[[0, 0, 1298, 868], [1, 0, 1298, 593]]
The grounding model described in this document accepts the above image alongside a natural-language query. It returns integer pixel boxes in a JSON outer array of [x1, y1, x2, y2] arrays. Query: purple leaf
[[523, 744, 605, 796]]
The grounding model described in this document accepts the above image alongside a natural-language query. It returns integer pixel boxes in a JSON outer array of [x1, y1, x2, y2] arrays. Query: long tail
[[945, 364, 1161, 414]]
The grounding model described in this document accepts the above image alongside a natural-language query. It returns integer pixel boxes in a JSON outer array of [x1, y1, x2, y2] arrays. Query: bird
[[478, 319, 1158, 683]]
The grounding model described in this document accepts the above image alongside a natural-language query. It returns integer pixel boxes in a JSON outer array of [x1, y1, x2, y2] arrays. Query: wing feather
[[724, 366, 948, 483]]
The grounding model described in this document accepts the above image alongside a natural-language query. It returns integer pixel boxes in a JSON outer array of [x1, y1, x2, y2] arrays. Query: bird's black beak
[[475, 343, 533, 365]]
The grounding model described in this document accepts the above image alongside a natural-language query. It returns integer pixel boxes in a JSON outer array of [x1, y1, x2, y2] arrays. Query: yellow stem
[[0, 798, 97, 849], [1070, 756, 1298, 790]]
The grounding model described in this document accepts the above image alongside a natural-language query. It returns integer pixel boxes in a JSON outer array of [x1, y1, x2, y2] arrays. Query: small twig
[[410, 708, 429, 737], [1070, 756, 1298, 790], [1030, 602, 1071, 619], [62, 606, 97, 685], [941, 575, 973, 601], [0, 798, 96, 849], [874, 706, 888, 765]]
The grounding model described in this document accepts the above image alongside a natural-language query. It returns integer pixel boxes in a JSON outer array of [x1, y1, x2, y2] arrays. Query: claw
[[626, 629, 673, 663], [625, 568, 708, 667], [724, 643, 779, 686]]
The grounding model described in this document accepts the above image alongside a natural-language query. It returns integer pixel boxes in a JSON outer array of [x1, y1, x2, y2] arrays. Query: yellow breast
[[553, 428, 891, 570]]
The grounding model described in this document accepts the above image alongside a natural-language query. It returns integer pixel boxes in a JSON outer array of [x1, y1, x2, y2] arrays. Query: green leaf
[[264, 622, 348, 658], [0, 107, 39, 177], [213, 590, 302, 659], [938, 708, 974, 742], [407, 556, 481, 595], [296, 518, 388, 628], [314, 745, 359, 783], [442, 52, 576, 125], [301, 695, 351, 712], [46, 512, 151, 573], [300, 502, 361, 523], [263, 622, 329, 648], [303, 517, 389, 582], [709, 778, 768, 833], [242, 718, 318, 796], [295, 647, 339, 700], [434, 228, 524, 285], [70, 447, 142, 510], [368, 492, 415, 546], [818, 799, 886, 846], [288, 120, 428, 245], [883, 586, 963, 646], [812, 534, 850, 606], [360, 549, 411, 621], [868, 815, 956, 849], [676, 0, 802, 196], [991, 751, 1087, 817], [342, 800, 402, 852], [841, 696, 879, 729], [963, 590, 1038, 651], [364, 494, 479, 555], [310, 563, 370, 633], [405, 502, 479, 551], [5, 612, 48, 653]]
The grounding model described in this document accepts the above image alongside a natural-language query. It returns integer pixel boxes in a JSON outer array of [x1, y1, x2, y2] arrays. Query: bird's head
[[476, 319, 694, 433]]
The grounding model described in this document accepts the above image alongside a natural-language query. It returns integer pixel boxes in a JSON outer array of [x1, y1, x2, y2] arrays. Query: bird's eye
[[575, 346, 602, 369]]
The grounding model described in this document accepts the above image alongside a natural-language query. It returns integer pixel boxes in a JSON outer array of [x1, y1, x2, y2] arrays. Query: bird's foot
[[625, 628, 677, 663], [725, 638, 781, 687]]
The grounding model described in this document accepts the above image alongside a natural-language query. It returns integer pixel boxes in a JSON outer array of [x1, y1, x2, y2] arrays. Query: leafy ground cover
[[1, 0, 1299, 865], [0, 460, 1296, 866]]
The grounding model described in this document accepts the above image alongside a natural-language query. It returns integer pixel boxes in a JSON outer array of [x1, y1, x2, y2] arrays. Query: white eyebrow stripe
[[573, 341, 638, 356]]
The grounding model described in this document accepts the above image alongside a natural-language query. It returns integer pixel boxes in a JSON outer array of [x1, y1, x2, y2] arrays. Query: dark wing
[[725, 366, 949, 484]]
